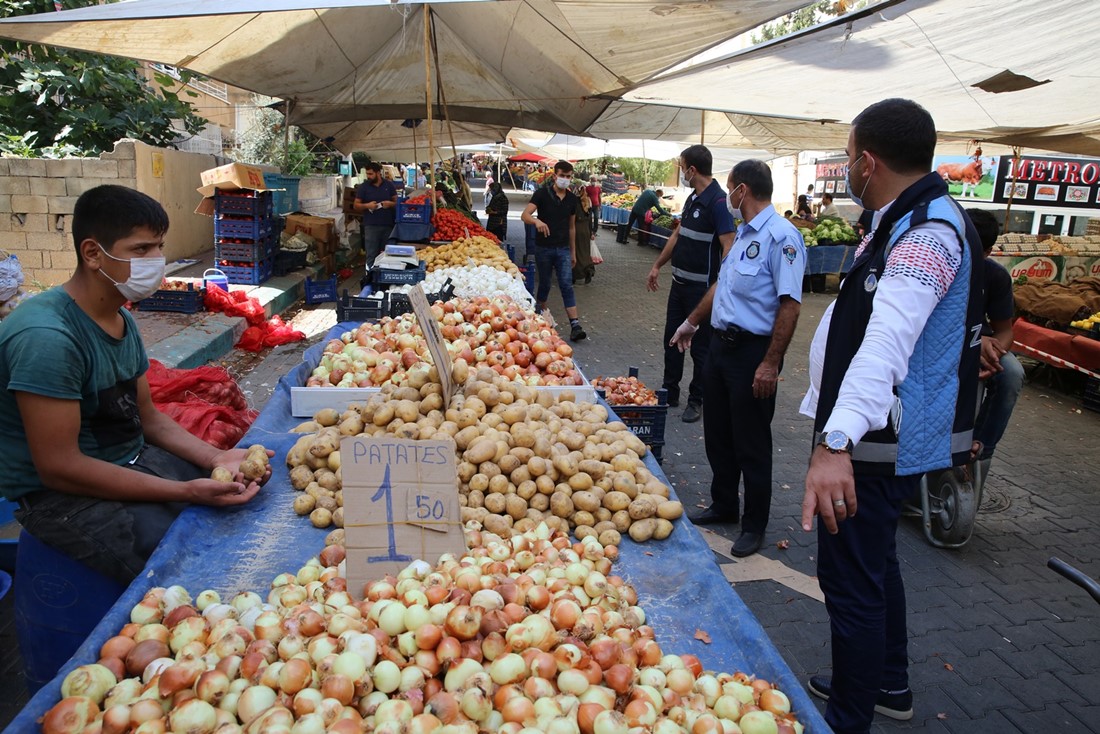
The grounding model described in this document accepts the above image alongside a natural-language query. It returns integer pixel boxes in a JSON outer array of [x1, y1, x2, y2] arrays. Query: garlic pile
[[392, 266, 533, 307]]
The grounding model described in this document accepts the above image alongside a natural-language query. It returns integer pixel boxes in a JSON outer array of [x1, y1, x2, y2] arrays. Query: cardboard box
[[285, 213, 336, 246], [197, 163, 267, 198], [343, 187, 358, 215]]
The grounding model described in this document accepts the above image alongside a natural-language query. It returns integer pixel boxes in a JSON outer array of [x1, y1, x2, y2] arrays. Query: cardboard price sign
[[408, 284, 456, 404], [342, 436, 465, 595]]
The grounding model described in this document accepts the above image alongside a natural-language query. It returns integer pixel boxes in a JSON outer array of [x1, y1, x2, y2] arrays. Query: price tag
[[408, 284, 456, 404], [341, 436, 464, 595]]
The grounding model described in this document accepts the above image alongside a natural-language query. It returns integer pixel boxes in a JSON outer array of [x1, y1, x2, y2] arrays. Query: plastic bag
[[145, 359, 257, 449], [0, 253, 25, 303], [236, 315, 305, 353], [590, 241, 604, 265], [203, 285, 267, 325]]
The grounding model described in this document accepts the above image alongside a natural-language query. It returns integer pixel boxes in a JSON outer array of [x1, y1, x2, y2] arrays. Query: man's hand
[[186, 478, 262, 507], [669, 320, 698, 353], [212, 448, 274, 487], [534, 219, 550, 237], [801, 446, 857, 534], [753, 359, 780, 399], [979, 336, 1006, 379], [646, 266, 660, 292]]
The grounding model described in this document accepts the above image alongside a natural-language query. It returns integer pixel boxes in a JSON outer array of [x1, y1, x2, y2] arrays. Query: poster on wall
[[814, 155, 848, 199], [993, 154, 1100, 209], [932, 154, 1000, 201]]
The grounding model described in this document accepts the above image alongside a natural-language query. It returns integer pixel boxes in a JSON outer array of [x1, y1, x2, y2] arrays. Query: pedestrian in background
[[671, 160, 806, 556], [354, 162, 398, 263], [483, 169, 495, 208], [646, 145, 735, 423], [584, 175, 602, 235], [621, 187, 668, 245], [485, 182, 509, 243], [801, 98, 984, 734], [573, 189, 595, 285]]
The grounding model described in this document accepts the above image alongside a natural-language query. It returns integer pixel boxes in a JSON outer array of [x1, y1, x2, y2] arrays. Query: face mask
[[726, 185, 744, 221], [98, 244, 165, 302], [846, 154, 872, 209], [680, 168, 693, 188], [556, 177, 571, 189]]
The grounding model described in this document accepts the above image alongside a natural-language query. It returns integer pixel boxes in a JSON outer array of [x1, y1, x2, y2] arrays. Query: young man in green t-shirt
[[0, 185, 271, 584]]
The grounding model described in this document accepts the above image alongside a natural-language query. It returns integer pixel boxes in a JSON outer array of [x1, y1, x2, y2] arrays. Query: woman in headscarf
[[572, 188, 595, 284], [485, 182, 509, 242]]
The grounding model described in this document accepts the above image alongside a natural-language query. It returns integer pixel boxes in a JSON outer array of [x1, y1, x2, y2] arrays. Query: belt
[[716, 326, 769, 346]]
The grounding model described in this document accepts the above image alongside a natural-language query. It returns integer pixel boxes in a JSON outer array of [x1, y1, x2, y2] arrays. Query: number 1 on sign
[[368, 465, 412, 564]]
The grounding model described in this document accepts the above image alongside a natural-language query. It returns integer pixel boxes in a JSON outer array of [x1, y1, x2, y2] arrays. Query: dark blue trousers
[[661, 279, 711, 407], [817, 472, 918, 734]]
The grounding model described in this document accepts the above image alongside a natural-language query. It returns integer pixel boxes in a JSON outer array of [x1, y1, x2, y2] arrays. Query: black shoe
[[689, 508, 738, 526], [682, 403, 702, 423], [584, 274, 592, 284], [570, 323, 587, 342], [731, 531, 764, 557], [807, 676, 914, 721]]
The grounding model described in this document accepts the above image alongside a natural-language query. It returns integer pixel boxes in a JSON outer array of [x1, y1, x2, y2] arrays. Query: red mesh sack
[[204, 286, 266, 325], [157, 401, 257, 451], [145, 359, 256, 448], [236, 315, 305, 353]]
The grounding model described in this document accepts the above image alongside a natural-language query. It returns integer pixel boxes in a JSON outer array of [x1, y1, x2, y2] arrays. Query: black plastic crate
[[305, 276, 339, 304], [274, 249, 309, 276], [215, 190, 274, 218], [215, 235, 278, 262], [371, 261, 427, 286], [337, 289, 387, 323], [388, 280, 456, 318], [135, 284, 205, 314], [595, 366, 669, 451], [219, 257, 273, 286], [214, 216, 275, 241]]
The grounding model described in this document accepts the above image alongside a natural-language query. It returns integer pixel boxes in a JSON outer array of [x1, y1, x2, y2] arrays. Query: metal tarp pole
[[1004, 145, 1021, 234], [423, 6, 436, 217]]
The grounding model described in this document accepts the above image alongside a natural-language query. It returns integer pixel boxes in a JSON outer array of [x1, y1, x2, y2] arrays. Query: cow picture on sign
[[934, 154, 999, 200]]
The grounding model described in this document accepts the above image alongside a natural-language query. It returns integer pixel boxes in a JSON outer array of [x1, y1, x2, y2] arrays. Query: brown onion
[[41, 696, 99, 734], [125, 639, 169, 678]]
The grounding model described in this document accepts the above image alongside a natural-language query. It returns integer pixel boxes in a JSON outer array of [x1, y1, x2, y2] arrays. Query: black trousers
[[661, 279, 711, 406], [589, 206, 599, 233], [818, 473, 918, 734], [702, 334, 777, 533]]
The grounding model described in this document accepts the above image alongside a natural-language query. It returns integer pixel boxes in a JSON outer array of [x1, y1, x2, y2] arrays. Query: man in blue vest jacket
[[800, 99, 984, 734]]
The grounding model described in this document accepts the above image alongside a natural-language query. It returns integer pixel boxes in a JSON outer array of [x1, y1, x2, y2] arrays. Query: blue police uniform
[[661, 180, 735, 408], [704, 204, 806, 534]]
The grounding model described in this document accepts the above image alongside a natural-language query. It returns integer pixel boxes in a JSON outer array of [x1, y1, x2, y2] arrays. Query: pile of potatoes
[[285, 367, 683, 546]]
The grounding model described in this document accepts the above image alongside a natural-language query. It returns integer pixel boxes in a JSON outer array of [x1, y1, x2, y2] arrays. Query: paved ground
[[3, 218, 1099, 732]]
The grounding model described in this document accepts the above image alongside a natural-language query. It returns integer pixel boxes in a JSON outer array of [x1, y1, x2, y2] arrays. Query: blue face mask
[[846, 154, 872, 209]]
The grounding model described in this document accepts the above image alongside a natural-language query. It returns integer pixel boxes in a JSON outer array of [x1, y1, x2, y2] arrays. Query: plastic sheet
[[7, 321, 831, 733], [806, 245, 857, 275]]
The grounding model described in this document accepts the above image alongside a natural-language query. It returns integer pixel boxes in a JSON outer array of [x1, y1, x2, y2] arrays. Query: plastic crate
[[372, 261, 427, 286], [388, 280, 456, 318], [523, 254, 536, 294], [262, 173, 301, 216], [214, 216, 275, 241], [135, 283, 205, 314], [214, 235, 278, 262], [506, 244, 517, 264], [219, 257, 273, 286], [595, 367, 669, 451], [397, 200, 431, 224], [274, 249, 309, 276], [337, 289, 387, 323], [215, 190, 274, 218], [305, 276, 339, 304]]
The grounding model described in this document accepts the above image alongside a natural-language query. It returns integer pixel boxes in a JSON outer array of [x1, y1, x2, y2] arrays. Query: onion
[[372, 660, 402, 693], [236, 685, 277, 725], [195, 590, 220, 612], [167, 698, 216, 734], [100, 636, 136, 661], [41, 696, 99, 734], [738, 710, 779, 734], [103, 678, 143, 708]]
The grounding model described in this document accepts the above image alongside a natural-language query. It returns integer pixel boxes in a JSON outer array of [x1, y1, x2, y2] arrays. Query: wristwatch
[[818, 430, 853, 455]]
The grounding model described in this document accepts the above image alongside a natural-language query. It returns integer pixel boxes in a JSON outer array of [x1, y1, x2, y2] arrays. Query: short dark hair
[[730, 160, 773, 200], [655, 189, 664, 197], [365, 161, 383, 174], [966, 208, 999, 252], [679, 145, 713, 177], [554, 160, 574, 174], [73, 185, 168, 258], [851, 98, 936, 174], [822, 193, 833, 203]]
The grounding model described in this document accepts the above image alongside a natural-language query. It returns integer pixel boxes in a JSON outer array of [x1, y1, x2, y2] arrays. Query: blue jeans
[[534, 246, 576, 310], [973, 351, 1024, 459]]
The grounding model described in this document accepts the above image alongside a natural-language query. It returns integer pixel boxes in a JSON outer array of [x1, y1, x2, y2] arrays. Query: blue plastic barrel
[[14, 529, 126, 694]]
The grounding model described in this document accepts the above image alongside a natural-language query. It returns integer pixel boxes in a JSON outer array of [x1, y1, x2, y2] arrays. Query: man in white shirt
[[800, 99, 984, 733]]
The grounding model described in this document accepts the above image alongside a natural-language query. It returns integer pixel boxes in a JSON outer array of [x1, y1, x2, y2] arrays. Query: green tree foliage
[[233, 98, 326, 176], [0, 0, 208, 157], [753, 1, 870, 44], [600, 157, 674, 187]]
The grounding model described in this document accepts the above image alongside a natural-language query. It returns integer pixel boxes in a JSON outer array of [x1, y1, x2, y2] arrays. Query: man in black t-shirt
[[355, 162, 399, 263], [966, 209, 1023, 473], [521, 160, 587, 341]]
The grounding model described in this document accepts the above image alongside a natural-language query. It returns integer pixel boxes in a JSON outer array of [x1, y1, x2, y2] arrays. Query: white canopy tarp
[[0, 0, 807, 156], [619, 0, 1100, 156]]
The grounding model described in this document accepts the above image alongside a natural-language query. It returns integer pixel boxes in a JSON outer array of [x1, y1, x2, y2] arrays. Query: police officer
[[647, 145, 735, 423], [670, 160, 806, 557]]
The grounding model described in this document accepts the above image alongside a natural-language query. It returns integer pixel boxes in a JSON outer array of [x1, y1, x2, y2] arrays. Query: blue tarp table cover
[[6, 321, 830, 734], [388, 221, 433, 244], [806, 245, 856, 275], [601, 204, 629, 225]]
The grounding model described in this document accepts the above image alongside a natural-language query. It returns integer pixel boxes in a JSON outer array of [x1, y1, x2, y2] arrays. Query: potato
[[628, 497, 658, 520], [316, 495, 338, 513], [572, 510, 595, 528], [628, 518, 658, 542], [292, 420, 322, 434], [372, 404, 395, 427], [505, 495, 528, 520], [653, 519, 674, 540], [594, 507, 612, 523], [571, 491, 601, 514], [394, 424, 420, 440], [501, 404, 527, 426], [211, 466, 235, 483], [613, 473, 638, 497], [550, 492, 574, 518], [552, 454, 578, 478], [454, 426, 481, 451], [325, 529, 344, 547], [469, 474, 490, 493], [464, 438, 497, 465], [517, 481, 537, 501], [457, 461, 477, 483], [603, 491, 632, 512], [327, 450, 342, 472], [338, 415, 364, 436], [315, 470, 339, 492], [575, 526, 597, 540], [314, 408, 340, 427], [293, 494, 316, 515], [657, 501, 684, 520], [593, 520, 617, 535], [239, 459, 265, 481], [535, 475, 556, 496], [467, 490, 485, 509], [529, 493, 550, 512], [289, 465, 314, 490], [568, 472, 594, 492], [598, 529, 622, 547], [309, 433, 339, 458], [611, 510, 632, 533], [478, 461, 502, 479], [483, 513, 513, 536], [487, 475, 510, 495], [310, 507, 333, 528], [395, 400, 419, 423]]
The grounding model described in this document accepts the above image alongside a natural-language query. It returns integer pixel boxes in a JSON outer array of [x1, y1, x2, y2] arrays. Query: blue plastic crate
[[214, 216, 275, 240], [262, 173, 301, 216], [214, 234, 278, 262], [371, 261, 427, 286], [595, 367, 669, 457], [305, 275, 339, 304], [219, 257, 273, 286], [135, 283, 205, 314], [397, 200, 431, 224], [215, 190, 274, 218]]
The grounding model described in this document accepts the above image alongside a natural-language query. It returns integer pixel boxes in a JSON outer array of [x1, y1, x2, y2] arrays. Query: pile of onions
[[290, 369, 679, 544], [42, 525, 803, 734]]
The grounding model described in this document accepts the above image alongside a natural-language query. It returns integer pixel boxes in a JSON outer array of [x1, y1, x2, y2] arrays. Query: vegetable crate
[[214, 190, 274, 219], [397, 200, 431, 224], [337, 289, 387, 323], [219, 257, 273, 286], [388, 280, 456, 318], [371, 261, 427, 286], [214, 216, 276, 241], [304, 276, 339, 304], [595, 366, 669, 464], [274, 249, 309, 276], [262, 173, 301, 216], [214, 234, 278, 263], [522, 254, 536, 294], [135, 284, 205, 314]]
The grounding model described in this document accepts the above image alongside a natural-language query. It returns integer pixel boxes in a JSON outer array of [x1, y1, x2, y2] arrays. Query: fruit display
[[40, 524, 805, 734], [305, 295, 582, 389], [158, 280, 200, 291], [392, 266, 533, 307], [1071, 311, 1100, 330], [603, 193, 637, 210], [651, 215, 675, 230], [432, 210, 500, 244], [289, 372, 679, 543], [420, 238, 518, 276], [591, 376, 660, 407], [802, 216, 858, 246]]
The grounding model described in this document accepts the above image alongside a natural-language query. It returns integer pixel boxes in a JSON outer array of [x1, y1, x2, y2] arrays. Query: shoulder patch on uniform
[[782, 243, 797, 264], [746, 242, 760, 259]]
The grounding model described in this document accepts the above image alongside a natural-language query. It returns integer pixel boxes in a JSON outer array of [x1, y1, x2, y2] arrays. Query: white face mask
[[680, 167, 694, 188], [98, 244, 165, 302], [727, 185, 745, 221], [846, 154, 872, 209], [556, 177, 572, 190]]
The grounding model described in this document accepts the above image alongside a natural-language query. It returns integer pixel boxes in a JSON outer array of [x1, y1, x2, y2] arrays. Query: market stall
[[1012, 319, 1100, 377]]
